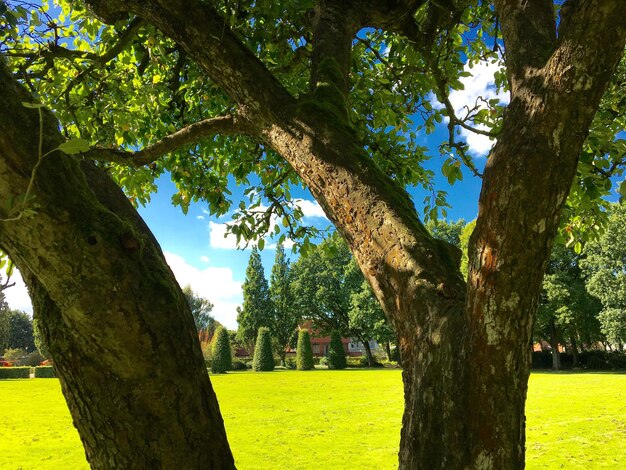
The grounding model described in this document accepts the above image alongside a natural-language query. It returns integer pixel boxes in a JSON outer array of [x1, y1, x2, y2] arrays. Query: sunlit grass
[[0, 370, 624, 469]]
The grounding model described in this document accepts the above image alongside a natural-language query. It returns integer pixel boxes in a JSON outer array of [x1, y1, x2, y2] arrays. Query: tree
[[534, 244, 603, 369], [296, 329, 314, 371], [211, 326, 232, 373], [0, 61, 234, 467], [237, 247, 272, 351], [0, 289, 10, 352], [182, 285, 216, 333], [5, 310, 35, 351], [582, 204, 626, 349], [269, 243, 299, 366], [2, 0, 625, 467], [425, 219, 465, 248], [327, 330, 347, 370], [291, 233, 388, 366], [252, 327, 274, 372]]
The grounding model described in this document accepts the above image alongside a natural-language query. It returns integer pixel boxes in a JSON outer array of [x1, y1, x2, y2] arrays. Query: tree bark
[[0, 60, 234, 469]]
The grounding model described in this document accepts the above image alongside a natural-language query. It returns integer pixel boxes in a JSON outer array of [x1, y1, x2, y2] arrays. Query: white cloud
[[196, 215, 205, 221], [200, 255, 210, 263], [434, 59, 509, 156], [164, 251, 241, 329], [0, 256, 242, 329], [3, 269, 32, 315], [209, 221, 242, 249], [294, 198, 327, 219]]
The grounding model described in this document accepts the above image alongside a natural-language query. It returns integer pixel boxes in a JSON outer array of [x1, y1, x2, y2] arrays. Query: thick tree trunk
[[0, 61, 234, 469]]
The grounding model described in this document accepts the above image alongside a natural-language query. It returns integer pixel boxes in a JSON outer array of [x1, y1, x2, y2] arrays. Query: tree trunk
[[570, 334, 579, 367], [385, 341, 392, 361], [549, 319, 561, 371], [0, 60, 234, 469], [361, 339, 373, 367]]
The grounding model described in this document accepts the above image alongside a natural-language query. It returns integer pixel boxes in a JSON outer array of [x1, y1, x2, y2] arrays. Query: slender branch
[[85, 114, 248, 166]]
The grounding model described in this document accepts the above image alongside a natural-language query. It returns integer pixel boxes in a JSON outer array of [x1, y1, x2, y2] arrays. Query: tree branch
[[85, 0, 296, 125], [85, 114, 249, 166]]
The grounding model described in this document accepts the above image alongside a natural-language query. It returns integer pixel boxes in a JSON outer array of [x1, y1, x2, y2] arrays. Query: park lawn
[[0, 370, 623, 469]]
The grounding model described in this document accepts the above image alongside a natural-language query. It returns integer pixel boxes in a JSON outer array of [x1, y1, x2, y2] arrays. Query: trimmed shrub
[[231, 359, 248, 371], [252, 327, 275, 371], [296, 329, 314, 370], [327, 330, 346, 370], [34, 366, 56, 378], [211, 326, 232, 373], [0, 367, 31, 379], [285, 357, 297, 370]]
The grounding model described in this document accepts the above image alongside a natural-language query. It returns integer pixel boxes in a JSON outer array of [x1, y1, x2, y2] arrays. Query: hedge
[[211, 326, 232, 373], [34, 366, 56, 378], [0, 367, 32, 379]]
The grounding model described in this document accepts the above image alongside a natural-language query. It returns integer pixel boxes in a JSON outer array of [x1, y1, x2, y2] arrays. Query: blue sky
[[4, 59, 506, 329]]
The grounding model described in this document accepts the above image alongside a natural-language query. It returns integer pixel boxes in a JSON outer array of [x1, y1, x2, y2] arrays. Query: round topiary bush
[[211, 326, 232, 373], [296, 329, 314, 371], [327, 330, 346, 370], [252, 327, 275, 371]]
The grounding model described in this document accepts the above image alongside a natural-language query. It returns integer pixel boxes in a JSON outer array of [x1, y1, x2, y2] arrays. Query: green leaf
[[57, 138, 90, 155], [257, 238, 265, 251]]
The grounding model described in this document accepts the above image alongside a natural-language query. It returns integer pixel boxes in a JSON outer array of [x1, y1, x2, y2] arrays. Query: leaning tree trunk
[[0, 60, 234, 469]]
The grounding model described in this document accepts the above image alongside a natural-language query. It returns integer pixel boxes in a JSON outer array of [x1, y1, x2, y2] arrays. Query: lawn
[[0, 370, 624, 469]]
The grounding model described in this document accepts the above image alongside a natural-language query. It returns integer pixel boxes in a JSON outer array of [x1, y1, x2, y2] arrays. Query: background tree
[[1, 0, 625, 467], [534, 244, 603, 369], [237, 247, 272, 352], [327, 330, 347, 370], [291, 233, 389, 366], [269, 243, 299, 366], [32, 317, 51, 359], [582, 204, 626, 349], [211, 326, 232, 374], [425, 219, 465, 248], [0, 289, 10, 353], [5, 310, 35, 352], [252, 327, 274, 372], [182, 285, 215, 333], [296, 329, 314, 371]]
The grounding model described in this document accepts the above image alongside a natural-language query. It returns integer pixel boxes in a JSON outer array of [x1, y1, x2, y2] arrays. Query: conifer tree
[[237, 247, 272, 351], [252, 327, 274, 371], [269, 243, 299, 366], [296, 329, 314, 371], [327, 330, 347, 370], [211, 326, 232, 374]]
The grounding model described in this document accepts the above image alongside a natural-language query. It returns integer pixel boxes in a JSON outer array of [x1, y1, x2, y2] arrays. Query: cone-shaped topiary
[[327, 329, 347, 369], [253, 327, 275, 371], [296, 329, 314, 370], [211, 326, 232, 373]]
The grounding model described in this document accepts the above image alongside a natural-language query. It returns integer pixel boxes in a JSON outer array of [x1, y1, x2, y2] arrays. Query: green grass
[[0, 370, 624, 469]]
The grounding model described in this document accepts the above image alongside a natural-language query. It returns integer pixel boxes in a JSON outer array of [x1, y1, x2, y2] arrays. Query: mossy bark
[[0, 60, 234, 469]]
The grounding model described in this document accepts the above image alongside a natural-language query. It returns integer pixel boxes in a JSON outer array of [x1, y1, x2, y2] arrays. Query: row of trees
[[236, 239, 396, 366]]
